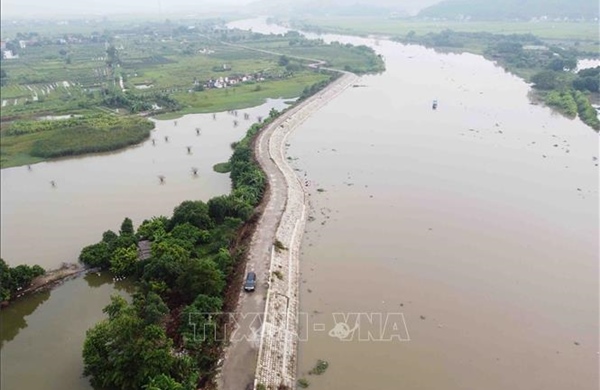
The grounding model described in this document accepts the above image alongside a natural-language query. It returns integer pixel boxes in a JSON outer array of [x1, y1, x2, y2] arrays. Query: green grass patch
[[213, 162, 231, 173], [164, 72, 330, 116], [1, 114, 154, 167]]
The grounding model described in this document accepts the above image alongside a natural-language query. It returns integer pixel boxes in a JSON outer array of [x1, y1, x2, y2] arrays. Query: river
[[230, 18, 599, 390], [0, 99, 289, 390]]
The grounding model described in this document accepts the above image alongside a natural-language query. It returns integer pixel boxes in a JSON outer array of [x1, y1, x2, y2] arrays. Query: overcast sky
[[1, 0, 255, 18], [1, 0, 437, 19]]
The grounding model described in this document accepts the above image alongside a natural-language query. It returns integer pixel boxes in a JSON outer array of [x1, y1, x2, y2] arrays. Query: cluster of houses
[[196, 72, 267, 90], [0, 40, 18, 59]]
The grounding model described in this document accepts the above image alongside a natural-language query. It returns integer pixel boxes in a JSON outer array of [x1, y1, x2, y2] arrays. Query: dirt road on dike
[[217, 72, 357, 390]]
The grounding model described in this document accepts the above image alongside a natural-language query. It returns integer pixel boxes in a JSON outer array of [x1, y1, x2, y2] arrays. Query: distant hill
[[418, 0, 599, 20]]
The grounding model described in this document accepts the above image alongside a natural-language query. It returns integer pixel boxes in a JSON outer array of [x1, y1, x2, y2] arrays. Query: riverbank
[[253, 71, 358, 389], [287, 18, 600, 131], [1, 263, 85, 308], [216, 71, 357, 389]]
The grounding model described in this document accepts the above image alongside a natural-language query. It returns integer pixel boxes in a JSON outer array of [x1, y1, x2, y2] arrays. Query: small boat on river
[[432, 100, 438, 110]]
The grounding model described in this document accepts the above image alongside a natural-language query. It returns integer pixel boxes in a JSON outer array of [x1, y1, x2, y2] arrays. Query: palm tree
[[158, 175, 165, 184]]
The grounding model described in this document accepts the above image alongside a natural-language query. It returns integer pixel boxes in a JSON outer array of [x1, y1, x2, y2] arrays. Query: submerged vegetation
[[212, 162, 231, 173], [0, 19, 384, 168], [309, 359, 330, 375]]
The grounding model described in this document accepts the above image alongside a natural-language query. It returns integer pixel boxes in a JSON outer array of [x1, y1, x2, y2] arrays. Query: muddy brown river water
[[1, 17, 598, 389], [230, 18, 599, 390]]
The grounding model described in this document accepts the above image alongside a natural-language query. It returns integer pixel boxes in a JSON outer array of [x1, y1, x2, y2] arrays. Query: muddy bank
[[2, 263, 85, 309]]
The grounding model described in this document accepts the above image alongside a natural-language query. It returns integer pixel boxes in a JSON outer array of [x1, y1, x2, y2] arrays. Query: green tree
[[180, 294, 223, 349], [79, 242, 111, 269], [83, 296, 174, 390], [170, 200, 213, 230], [102, 230, 119, 246], [0, 258, 14, 301], [278, 55, 290, 66], [573, 76, 599, 93], [144, 375, 184, 390], [531, 70, 560, 90], [269, 108, 279, 118], [134, 291, 169, 325], [120, 217, 135, 236], [110, 245, 139, 276], [177, 259, 225, 302], [0, 69, 7, 87], [170, 223, 203, 245], [137, 216, 169, 241], [214, 247, 233, 274]]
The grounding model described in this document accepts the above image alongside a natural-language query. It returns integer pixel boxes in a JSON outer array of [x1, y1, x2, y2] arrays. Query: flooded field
[[0, 99, 289, 390], [1, 99, 289, 269]]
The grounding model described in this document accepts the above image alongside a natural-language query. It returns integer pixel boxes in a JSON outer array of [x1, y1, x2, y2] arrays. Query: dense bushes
[[0, 259, 45, 301], [545, 90, 578, 117], [29, 116, 153, 158], [102, 91, 182, 113], [300, 74, 339, 100], [572, 66, 599, 93], [544, 89, 599, 130], [572, 90, 600, 130]]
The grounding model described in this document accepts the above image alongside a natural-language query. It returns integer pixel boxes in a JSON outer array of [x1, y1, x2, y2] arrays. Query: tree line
[[0, 259, 45, 302]]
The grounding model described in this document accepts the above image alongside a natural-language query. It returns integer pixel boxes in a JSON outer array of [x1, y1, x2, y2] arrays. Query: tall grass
[[29, 116, 154, 158]]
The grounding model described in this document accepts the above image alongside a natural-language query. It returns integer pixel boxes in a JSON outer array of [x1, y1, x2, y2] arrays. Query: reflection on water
[[0, 273, 133, 390], [232, 18, 599, 390], [1, 99, 289, 269], [1, 290, 50, 348]]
